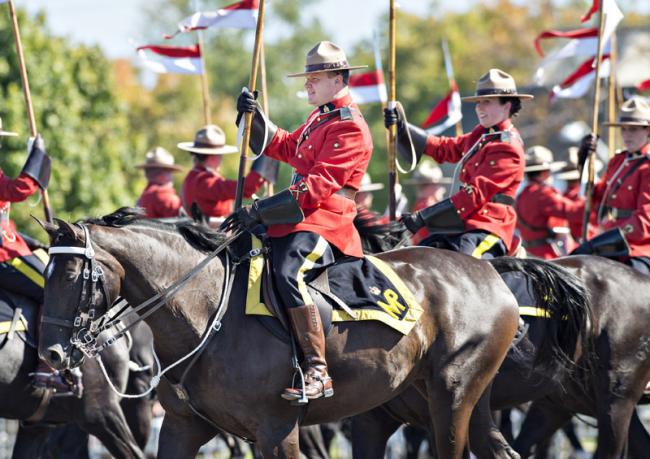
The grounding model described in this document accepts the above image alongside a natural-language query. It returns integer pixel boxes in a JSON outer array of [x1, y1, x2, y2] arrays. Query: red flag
[[349, 70, 387, 104], [638, 80, 650, 92], [166, 0, 259, 38], [422, 90, 454, 128], [551, 55, 610, 100], [534, 28, 598, 57], [581, 0, 600, 23], [136, 44, 201, 58]]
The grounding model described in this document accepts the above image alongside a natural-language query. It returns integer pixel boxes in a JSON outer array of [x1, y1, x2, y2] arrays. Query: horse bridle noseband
[[45, 223, 242, 360], [43, 225, 113, 355]]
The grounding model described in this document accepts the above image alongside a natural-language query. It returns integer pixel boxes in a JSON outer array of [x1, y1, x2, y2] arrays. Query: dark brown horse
[[35, 209, 585, 458], [352, 255, 650, 459], [0, 297, 153, 459]]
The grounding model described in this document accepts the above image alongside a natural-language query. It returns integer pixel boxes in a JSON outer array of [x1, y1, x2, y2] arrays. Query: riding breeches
[[419, 230, 507, 259], [270, 231, 338, 309], [0, 250, 47, 303]]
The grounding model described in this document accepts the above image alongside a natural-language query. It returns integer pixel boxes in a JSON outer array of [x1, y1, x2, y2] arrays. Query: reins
[[46, 223, 242, 398]]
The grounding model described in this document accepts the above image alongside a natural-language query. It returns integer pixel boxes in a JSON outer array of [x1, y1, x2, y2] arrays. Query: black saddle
[[0, 289, 38, 348]]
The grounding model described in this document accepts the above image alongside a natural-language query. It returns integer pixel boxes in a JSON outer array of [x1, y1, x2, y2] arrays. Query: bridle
[[43, 225, 113, 355], [44, 223, 242, 362]]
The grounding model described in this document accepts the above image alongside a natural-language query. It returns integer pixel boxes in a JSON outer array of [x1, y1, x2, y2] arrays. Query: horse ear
[[31, 215, 58, 238], [53, 217, 79, 239]]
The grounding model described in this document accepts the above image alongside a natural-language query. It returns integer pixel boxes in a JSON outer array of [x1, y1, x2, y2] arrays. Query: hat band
[[193, 141, 225, 149], [619, 116, 650, 124], [304, 60, 349, 73], [475, 88, 518, 96]]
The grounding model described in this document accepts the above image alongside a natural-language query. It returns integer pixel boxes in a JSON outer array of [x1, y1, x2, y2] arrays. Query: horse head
[[38, 218, 124, 370]]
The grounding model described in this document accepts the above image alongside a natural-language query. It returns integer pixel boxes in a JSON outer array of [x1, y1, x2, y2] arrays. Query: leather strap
[[491, 193, 515, 206]]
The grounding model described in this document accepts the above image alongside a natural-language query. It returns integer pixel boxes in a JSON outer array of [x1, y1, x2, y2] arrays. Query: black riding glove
[[383, 107, 401, 129], [222, 205, 261, 233], [571, 240, 594, 255], [400, 212, 425, 234], [236, 89, 259, 126], [577, 133, 598, 173]]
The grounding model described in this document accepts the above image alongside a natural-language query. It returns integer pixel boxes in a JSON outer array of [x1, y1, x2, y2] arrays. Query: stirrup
[[281, 374, 333, 403]]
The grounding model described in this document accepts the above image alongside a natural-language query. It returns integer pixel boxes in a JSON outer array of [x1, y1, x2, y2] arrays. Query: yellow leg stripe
[[518, 306, 552, 319], [33, 248, 50, 266], [471, 234, 501, 259], [297, 237, 329, 306], [7, 257, 45, 288]]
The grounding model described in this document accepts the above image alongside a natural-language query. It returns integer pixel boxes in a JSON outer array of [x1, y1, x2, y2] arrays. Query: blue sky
[[15, 0, 650, 59]]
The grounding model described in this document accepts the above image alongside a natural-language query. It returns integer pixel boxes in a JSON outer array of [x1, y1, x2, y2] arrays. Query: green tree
[[0, 8, 141, 237]]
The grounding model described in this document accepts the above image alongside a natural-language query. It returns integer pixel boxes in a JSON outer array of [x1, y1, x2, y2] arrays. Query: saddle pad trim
[[365, 255, 423, 320], [8, 257, 45, 288], [331, 309, 414, 335], [519, 306, 551, 318], [0, 319, 27, 335], [245, 237, 272, 317], [33, 248, 50, 266]]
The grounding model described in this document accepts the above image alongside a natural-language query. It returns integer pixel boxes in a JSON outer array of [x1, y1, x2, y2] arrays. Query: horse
[[33, 207, 545, 458], [1, 294, 154, 459], [351, 255, 650, 459]]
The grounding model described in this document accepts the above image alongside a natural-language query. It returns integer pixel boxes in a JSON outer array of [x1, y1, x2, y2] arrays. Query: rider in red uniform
[[403, 161, 451, 245], [515, 145, 583, 259], [354, 173, 384, 222], [180, 125, 277, 220], [231, 41, 372, 401], [574, 97, 650, 275], [0, 124, 76, 392], [385, 68, 531, 258], [136, 147, 183, 219]]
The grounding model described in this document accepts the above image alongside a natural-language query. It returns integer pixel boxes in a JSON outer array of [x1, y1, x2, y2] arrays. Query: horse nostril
[[46, 344, 66, 369]]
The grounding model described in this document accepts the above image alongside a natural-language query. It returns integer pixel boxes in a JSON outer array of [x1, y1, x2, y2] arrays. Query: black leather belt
[[491, 193, 515, 206], [604, 206, 633, 220]]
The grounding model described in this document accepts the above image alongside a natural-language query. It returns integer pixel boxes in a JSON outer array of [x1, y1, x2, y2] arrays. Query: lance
[[259, 42, 273, 196], [607, 31, 618, 158], [6, 0, 53, 223], [193, 0, 211, 125], [442, 39, 463, 136], [387, 0, 397, 221], [234, 0, 266, 210], [581, 1, 607, 242]]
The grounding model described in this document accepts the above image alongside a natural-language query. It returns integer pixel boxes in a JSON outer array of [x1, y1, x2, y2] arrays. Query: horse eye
[[65, 270, 78, 281]]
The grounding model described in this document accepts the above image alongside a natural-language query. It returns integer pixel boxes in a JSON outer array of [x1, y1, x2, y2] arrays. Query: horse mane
[[81, 207, 230, 252]]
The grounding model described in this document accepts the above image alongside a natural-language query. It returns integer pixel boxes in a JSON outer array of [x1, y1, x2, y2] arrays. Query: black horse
[[35, 208, 537, 458], [351, 255, 650, 458], [1, 292, 154, 459]]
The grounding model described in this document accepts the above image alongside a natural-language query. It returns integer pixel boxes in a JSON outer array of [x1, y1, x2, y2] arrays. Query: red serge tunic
[[182, 167, 264, 218], [422, 119, 524, 252], [515, 181, 583, 259], [587, 144, 650, 257], [137, 183, 182, 219], [0, 172, 40, 262], [262, 93, 373, 257]]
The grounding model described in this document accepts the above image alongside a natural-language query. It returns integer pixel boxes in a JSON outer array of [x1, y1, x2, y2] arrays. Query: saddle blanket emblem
[[244, 237, 423, 335]]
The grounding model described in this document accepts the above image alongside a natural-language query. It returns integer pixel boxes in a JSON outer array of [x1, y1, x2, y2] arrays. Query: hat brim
[[358, 183, 384, 192], [602, 121, 650, 127], [286, 65, 368, 78], [0, 130, 18, 137], [403, 177, 453, 185], [554, 169, 581, 180], [461, 94, 535, 102], [177, 142, 239, 155], [135, 163, 184, 172], [524, 161, 567, 173]]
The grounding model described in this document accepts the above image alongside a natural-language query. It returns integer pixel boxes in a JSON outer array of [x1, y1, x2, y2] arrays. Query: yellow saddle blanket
[[244, 237, 423, 335]]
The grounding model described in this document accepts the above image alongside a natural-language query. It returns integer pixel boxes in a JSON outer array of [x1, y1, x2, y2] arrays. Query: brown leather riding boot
[[282, 304, 333, 401]]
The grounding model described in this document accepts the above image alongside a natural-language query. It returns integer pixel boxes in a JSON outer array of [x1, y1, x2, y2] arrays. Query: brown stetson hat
[[0, 117, 17, 137], [287, 41, 367, 78], [177, 124, 239, 155], [462, 68, 534, 102], [135, 146, 183, 172], [524, 145, 566, 173], [602, 96, 650, 127]]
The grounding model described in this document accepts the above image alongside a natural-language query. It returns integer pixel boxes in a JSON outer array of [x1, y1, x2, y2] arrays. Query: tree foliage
[[0, 9, 140, 238]]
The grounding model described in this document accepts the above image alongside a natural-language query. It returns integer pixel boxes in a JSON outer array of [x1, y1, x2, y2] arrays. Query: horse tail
[[488, 257, 594, 374]]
